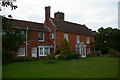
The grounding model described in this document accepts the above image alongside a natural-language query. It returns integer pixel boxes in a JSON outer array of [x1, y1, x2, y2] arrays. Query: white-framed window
[[76, 35, 80, 43], [45, 47, 50, 55], [38, 46, 50, 56], [39, 47, 44, 56], [17, 47, 25, 56], [32, 47, 37, 57], [38, 33, 44, 42], [64, 33, 68, 41], [86, 37, 90, 44]]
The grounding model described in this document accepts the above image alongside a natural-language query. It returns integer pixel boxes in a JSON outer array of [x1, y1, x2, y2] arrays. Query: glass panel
[[32, 47, 37, 57], [44, 47, 50, 55], [40, 47, 43, 55], [64, 33, 68, 41], [38, 33, 44, 41], [20, 31, 25, 35], [17, 47, 25, 56], [76, 35, 80, 42], [86, 37, 90, 44]]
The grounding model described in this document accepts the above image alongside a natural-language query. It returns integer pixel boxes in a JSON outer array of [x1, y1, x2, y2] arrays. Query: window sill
[[17, 55, 25, 57], [39, 55, 47, 57], [38, 40, 44, 42]]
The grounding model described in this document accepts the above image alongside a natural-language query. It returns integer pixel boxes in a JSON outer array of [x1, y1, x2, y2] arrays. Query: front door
[[76, 42, 86, 57], [32, 47, 37, 57], [81, 47, 86, 57]]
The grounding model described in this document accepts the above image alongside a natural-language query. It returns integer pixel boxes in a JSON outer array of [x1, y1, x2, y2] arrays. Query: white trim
[[49, 18, 56, 27], [38, 46, 52, 56]]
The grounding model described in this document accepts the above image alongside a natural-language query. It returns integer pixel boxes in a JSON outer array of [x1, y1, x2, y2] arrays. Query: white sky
[[0, 0, 119, 31]]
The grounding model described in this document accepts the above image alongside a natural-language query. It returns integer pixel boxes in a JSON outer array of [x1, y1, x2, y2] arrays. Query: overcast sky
[[0, 0, 119, 31]]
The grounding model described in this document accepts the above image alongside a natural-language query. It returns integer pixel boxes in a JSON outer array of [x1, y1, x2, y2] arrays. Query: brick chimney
[[54, 11, 64, 20], [45, 6, 51, 21]]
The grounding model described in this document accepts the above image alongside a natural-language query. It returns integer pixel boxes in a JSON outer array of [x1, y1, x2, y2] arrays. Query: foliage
[[2, 49, 13, 64], [58, 39, 80, 60], [55, 49, 60, 55], [57, 52, 80, 60], [94, 27, 120, 54], [108, 48, 116, 57], [2, 17, 24, 64], [59, 39, 71, 54], [0, 0, 17, 11], [45, 54, 55, 60]]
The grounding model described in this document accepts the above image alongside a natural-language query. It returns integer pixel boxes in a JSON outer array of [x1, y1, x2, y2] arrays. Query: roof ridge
[[50, 18, 83, 26], [9, 18, 44, 25]]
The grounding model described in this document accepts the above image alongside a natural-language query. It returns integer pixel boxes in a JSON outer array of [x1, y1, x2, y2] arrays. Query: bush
[[45, 54, 55, 60], [57, 52, 80, 60], [60, 39, 71, 54], [2, 49, 13, 64], [109, 48, 116, 57], [55, 49, 60, 55]]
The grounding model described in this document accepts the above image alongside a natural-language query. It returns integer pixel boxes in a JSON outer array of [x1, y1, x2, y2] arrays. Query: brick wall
[[56, 31, 94, 53]]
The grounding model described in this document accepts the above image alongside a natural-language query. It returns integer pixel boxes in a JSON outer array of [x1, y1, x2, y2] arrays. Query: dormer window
[[38, 33, 44, 42]]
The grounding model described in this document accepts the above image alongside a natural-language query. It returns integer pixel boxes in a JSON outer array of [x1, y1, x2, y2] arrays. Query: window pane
[[32, 47, 37, 57], [20, 31, 25, 35], [86, 37, 90, 44], [40, 47, 43, 55], [64, 34, 68, 41], [76, 35, 80, 42], [17, 47, 25, 56], [38, 33, 44, 41], [45, 47, 50, 55]]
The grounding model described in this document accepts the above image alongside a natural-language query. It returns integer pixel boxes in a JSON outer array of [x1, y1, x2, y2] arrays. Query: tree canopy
[[94, 27, 120, 54]]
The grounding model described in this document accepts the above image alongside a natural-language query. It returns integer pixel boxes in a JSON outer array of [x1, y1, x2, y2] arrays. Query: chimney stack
[[54, 11, 64, 20], [45, 6, 51, 21]]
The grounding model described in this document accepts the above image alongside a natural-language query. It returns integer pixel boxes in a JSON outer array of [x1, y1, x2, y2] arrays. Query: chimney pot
[[54, 11, 64, 20]]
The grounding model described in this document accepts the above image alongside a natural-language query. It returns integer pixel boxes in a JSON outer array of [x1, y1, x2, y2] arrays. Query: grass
[[2, 56, 118, 78]]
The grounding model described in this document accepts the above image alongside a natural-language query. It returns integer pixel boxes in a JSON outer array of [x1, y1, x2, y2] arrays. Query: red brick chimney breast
[[45, 6, 51, 21]]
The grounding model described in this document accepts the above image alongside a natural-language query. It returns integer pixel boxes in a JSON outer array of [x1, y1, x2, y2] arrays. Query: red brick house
[[10, 6, 94, 58]]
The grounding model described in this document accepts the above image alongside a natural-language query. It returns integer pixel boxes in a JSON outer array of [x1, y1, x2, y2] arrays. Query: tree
[[94, 27, 120, 54], [60, 39, 71, 54], [2, 17, 24, 64], [0, 0, 17, 11]]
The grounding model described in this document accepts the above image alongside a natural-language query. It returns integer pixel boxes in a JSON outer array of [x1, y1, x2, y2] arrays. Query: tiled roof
[[10, 19, 49, 32], [50, 18, 93, 35]]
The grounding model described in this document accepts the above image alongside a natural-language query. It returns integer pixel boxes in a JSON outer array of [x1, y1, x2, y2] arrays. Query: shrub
[[2, 49, 13, 64], [55, 49, 60, 55], [55, 55, 59, 59], [45, 54, 55, 60], [57, 52, 80, 60], [60, 39, 71, 54], [109, 48, 116, 57]]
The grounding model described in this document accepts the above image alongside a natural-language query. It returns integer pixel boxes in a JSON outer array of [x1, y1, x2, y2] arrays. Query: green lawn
[[2, 56, 118, 78]]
